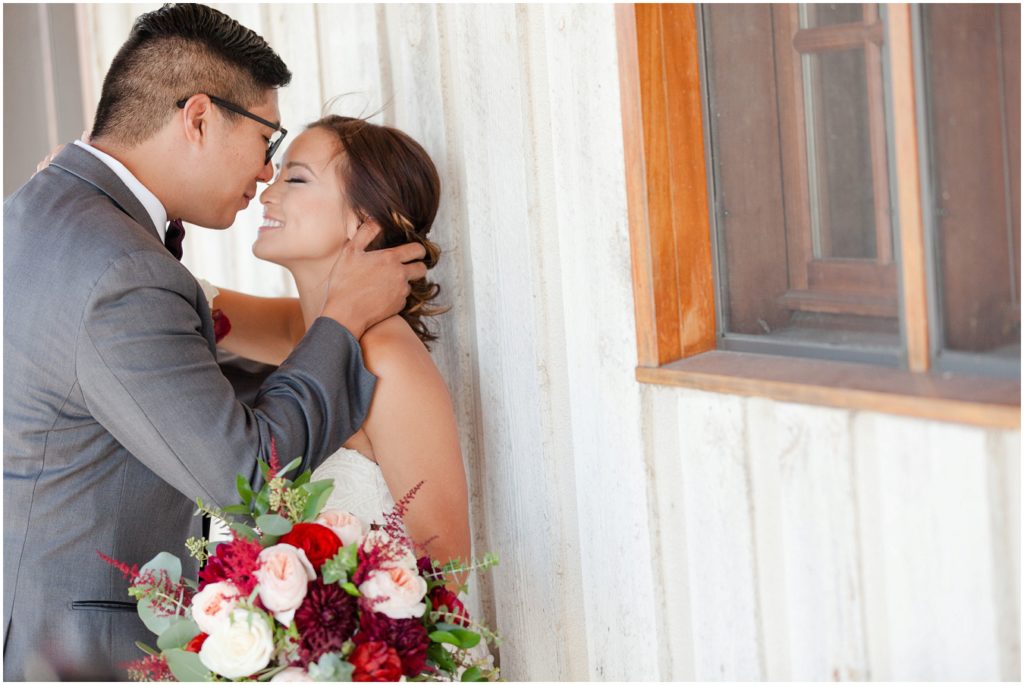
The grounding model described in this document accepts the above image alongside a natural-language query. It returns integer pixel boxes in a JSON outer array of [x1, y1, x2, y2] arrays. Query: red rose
[[279, 523, 343, 570], [428, 586, 469, 627], [351, 641, 403, 682], [184, 632, 208, 653]]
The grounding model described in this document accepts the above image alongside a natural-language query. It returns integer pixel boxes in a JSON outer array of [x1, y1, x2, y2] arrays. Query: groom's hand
[[321, 221, 427, 339]]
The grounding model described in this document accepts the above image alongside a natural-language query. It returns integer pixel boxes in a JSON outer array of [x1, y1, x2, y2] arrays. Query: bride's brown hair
[[310, 115, 447, 346]]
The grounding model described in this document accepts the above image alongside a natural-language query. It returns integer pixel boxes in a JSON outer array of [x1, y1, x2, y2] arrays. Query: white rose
[[198, 609, 274, 679], [358, 566, 428, 620], [255, 544, 315, 625], [362, 529, 417, 570], [271, 666, 314, 681], [316, 509, 367, 546], [190, 581, 240, 635]]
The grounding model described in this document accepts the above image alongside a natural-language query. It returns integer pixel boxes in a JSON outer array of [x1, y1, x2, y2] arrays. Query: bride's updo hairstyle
[[310, 115, 447, 346]]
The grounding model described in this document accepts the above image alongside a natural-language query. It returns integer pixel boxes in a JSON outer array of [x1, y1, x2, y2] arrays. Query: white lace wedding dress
[[311, 446, 495, 678], [312, 446, 395, 526]]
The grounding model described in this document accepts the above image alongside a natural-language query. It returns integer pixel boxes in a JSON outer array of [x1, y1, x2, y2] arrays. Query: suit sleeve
[[75, 250, 376, 508]]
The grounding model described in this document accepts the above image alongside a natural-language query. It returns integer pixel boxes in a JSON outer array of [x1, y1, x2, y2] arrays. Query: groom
[[3, 4, 426, 680]]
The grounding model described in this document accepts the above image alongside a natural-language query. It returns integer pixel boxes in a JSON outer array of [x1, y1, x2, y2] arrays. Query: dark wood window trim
[[617, 2, 1020, 429]]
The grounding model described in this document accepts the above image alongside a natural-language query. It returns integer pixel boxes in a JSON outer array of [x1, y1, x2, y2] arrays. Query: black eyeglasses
[[176, 94, 288, 165]]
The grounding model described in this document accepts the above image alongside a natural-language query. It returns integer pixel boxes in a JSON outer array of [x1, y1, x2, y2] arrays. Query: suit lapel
[[49, 144, 161, 240]]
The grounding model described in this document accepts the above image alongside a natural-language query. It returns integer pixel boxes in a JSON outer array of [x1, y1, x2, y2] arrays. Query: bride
[[214, 115, 470, 575]]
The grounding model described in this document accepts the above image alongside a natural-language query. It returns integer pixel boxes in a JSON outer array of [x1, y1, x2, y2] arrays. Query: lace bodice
[[311, 446, 395, 524]]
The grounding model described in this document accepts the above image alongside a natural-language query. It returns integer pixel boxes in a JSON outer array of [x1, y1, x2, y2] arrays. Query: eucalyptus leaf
[[140, 551, 182, 584], [228, 520, 259, 540], [137, 598, 173, 635], [307, 652, 354, 682], [157, 616, 200, 651], [165, 648, 212, 682], [256, 513, 293, 535]]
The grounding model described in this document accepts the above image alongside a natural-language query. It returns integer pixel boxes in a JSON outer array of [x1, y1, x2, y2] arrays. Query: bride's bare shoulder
[[359, 316, 435, 378]]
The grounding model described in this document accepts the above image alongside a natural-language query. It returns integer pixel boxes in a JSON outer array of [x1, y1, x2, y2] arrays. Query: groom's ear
[[177, 94, 214, 148]]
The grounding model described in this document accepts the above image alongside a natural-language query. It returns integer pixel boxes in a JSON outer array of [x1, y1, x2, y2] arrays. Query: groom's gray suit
[[3, 144, 375, 680]]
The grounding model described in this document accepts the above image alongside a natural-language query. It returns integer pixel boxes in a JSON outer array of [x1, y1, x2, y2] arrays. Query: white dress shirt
[[73, 140, 168, 242]]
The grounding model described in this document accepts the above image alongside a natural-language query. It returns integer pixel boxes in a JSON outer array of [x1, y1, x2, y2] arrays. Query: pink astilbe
[[381, 480, 424, 543], [132, 568, 193, 618], [97, 551, 139, 582], [123, 654, 174, 681], [267, 437, 282, 481]]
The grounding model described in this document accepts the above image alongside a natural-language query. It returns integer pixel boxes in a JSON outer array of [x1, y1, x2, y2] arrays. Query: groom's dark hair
[[91, 3, 291, 146]]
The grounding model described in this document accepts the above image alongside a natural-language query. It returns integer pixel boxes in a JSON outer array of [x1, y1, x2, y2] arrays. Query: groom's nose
[[257, 159, 274, 183]]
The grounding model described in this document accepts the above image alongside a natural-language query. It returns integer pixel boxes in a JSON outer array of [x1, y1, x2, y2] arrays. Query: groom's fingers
[[390, 241, 427, 265], [349, 220, 382, 251], [35, 144, 65, 174]]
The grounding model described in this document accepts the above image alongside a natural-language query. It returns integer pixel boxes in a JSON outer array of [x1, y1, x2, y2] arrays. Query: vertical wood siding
[[78, 4, 1020, 681]]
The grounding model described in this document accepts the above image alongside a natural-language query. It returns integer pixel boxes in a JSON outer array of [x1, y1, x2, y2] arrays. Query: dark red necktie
[[165, 219, 231, 342], [165, 219, 185, 261]]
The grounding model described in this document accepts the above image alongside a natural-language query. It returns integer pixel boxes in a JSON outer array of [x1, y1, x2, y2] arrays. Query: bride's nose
[[259, 183, 276, 205]]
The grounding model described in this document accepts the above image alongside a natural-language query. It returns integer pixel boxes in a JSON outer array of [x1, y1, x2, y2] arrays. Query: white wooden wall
[[79, 4, 1020, 681]]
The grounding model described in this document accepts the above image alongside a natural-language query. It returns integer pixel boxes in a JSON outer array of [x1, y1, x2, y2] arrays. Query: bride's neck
[[289, 265, 332, 331]]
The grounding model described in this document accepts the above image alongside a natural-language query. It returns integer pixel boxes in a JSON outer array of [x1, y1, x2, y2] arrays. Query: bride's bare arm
[[212, 288, 305, 365], [360, 317, 471, 573]]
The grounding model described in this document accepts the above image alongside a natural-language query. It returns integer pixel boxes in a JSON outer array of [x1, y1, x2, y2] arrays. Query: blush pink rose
[[190, 581, 241, 635], [315, 509, 367, 547], [358, 566, 428, 620], [255, 544, 315, 625]]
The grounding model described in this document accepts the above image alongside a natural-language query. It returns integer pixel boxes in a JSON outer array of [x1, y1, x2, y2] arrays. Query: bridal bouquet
[[103, 446, 499, 682]]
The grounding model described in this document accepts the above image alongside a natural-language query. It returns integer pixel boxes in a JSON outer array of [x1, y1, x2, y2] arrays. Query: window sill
[[636, 350, 1020, 429]]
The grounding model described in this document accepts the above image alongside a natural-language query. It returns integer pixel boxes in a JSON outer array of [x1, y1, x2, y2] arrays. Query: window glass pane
[[702, 4, 900, 359], [921, 4, 1020, 364], [805, 48, 879, 259]]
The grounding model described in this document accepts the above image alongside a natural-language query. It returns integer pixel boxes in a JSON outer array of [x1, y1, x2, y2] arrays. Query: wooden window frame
[[617, 2, 1020, 429]]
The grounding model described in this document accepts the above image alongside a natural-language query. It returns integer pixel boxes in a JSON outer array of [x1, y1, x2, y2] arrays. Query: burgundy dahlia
[[354, 611, 429, 676], [198, 535, 262, 595], [294, 578, 359, 665]]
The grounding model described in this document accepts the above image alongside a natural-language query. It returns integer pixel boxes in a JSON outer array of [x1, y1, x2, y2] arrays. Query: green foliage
[[156, 616, 200, 651], [427, 642, 456, 672], [461, 666, 485, 682], [321, 544, 359, 585], [165, 648, 212, 681], [137, 597, 174, 636], [307, 652, 354, 682], [299, 480, 334, 521], [256, 513, 293, 536], [185, 536, 209, 564], [141, 552, 182, 584], [236, 473, 253, 506]]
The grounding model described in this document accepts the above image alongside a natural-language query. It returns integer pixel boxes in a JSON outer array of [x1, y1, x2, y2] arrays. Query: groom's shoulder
[[6, 165, 164, 263]]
